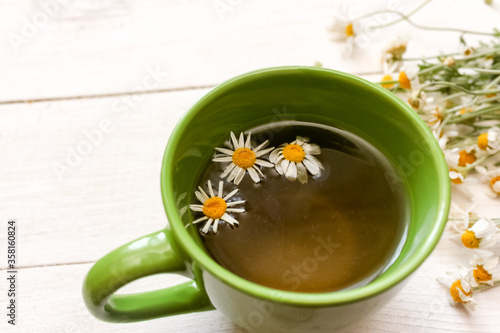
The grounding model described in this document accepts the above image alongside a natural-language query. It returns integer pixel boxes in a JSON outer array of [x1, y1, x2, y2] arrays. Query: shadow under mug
[[83, 66, 450, 332]]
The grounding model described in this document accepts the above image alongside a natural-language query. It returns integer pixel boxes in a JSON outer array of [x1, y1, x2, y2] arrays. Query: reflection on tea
[[193, 121, 408, 293]]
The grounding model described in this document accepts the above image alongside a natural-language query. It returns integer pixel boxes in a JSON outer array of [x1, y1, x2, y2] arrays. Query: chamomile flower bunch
[[324, 0, 500, 309], [378, 37, 500, 307]]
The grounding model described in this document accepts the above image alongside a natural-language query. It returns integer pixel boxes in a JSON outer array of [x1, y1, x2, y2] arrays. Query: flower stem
[[448, 105, 500, 123], [351, 0, 432, 23], [419, 81, 500, 96], [372, 9, 499, 36], [397, 52, 462, 62], [473, 279, 500, 292]]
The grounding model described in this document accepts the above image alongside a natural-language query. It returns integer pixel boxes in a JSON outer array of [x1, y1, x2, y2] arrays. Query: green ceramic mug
[[82, 67, 450, 332]]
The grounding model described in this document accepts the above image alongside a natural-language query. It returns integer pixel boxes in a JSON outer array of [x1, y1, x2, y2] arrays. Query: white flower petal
[[223, 188, 239, 200], [197, 186, 209, 201], [255, 159, 274, 168], [457, 288, 472, 303], [195, 191, 207, 204], [305, 154, 324, 170], [212, 156, 233, 163], [479, 235, 497, 249], [255, 147, 274, 157], [296, 136, 308, 145], [285, 162, 298, 181], [207, 180, 214, 197], [245, 132, 252, 148], [254, 140, 269, 153], [234, 168, 246, 185], [253, 165, 264, 177], [212, 219, 219, 233], [218, 181, 223, 197], [303, 143, 321, 155], [221, 213, 239, 226], [215, 147, 235, 155], [275, 161, 283, 175], [193, 216, 208, 224], [471, 219, 497, 238], [303, 158, 321, 175], [483, 256, 499, 271], [238, 132, 245, 148], [227, 208, 245, 213], [281, 159, 290, 175], [226, 200, 245, 206], [269, 148, 282, 163], [296, 162, 308, 184], [227, 165, 242, 182], [221, 163, 236, 179], [247, 167, 261, 183], [230, 132, 239, 149], [201, 219, 213, 234], [460, 279, 471, 293], [189, 205, 204, 212]]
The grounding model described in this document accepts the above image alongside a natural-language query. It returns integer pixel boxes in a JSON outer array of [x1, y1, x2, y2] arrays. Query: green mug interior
[[161, 66, 450, 305]]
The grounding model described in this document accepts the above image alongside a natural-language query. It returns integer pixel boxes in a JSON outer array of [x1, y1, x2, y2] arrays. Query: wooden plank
[[0, 84, 498, 268], [0, 88, 208, 268], [1, 237, 499, 333], [1, 0, 499, 102]]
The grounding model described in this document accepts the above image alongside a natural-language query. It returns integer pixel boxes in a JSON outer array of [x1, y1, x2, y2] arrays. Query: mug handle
[[82, 228, 214, 322]]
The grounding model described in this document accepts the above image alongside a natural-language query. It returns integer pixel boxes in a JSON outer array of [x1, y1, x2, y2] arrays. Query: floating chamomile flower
[[189, 180, 245, 234], [437, 264, 476, 310], [213, 132, 274, 185], [470, 254, 498, 286], [269, 136, 324, 184]]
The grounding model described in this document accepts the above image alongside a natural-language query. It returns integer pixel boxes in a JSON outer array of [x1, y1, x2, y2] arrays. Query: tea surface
[[198, 122, 408, 293]]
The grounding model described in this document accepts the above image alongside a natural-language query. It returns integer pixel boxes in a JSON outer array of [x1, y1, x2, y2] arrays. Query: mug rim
[[161, 66, 451, 306]]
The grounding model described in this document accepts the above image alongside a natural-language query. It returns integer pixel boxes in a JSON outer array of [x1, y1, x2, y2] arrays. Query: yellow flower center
[[381, 75, 394, 89], [490, 176, 500, 194], [473, 265, 492, 283], [398, 71, 411, 90], [478, 133, 489, 150], [232, 147, 256, 169], [203, 197, 227, 219], [449, 167, 462, 185], [429, 108, 443, 124], [408, 97, 420, 110], [458, 149, 476, 167], [486, 93, 497, 98], [450, 279, 472, 303], [461, 230, 480, 249], [345, 23, 354, 37], [282, 144, 306, 163]]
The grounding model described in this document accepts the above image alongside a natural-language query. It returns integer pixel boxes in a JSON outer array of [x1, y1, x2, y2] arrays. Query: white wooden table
[[1, 1, 499, 332]]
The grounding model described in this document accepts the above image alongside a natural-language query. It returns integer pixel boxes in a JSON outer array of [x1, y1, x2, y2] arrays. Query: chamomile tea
[[190, 121, 408, 293]]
